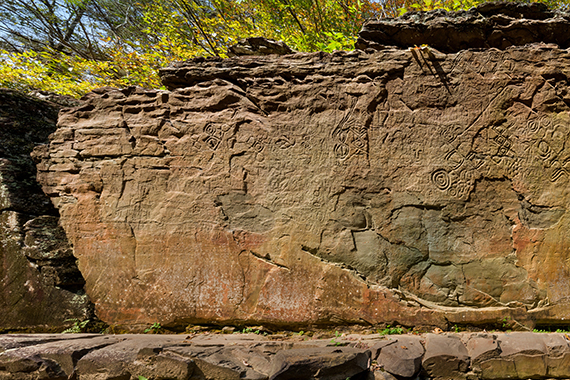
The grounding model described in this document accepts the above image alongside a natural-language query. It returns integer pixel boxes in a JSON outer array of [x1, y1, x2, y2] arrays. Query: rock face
[[0, 89, 93, 331], [36, 3, 570, 329]]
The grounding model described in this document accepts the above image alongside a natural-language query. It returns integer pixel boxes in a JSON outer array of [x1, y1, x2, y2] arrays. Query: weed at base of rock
[[62, 319, 89, 334], [144, 322, 162, 334], [330, 331, 348, 346], [377, 325, 404, 335]]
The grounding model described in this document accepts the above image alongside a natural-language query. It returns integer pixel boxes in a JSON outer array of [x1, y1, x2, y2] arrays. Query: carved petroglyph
[[331, 100, 369, 161], [203, 123, 228, 150], [490, 125, 513, 157], [431, 169, 451, 191], [431, 111, 570, 196], [275, 135, 296, 149], [445, 149, 465, 170]]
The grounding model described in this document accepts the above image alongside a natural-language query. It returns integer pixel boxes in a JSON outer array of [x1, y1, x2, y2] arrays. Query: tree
[[0, 0, 104, 58], [0, 0, 568, 97]]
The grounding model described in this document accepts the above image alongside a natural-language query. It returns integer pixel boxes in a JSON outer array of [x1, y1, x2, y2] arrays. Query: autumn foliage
[[0, 0, 567, 97]]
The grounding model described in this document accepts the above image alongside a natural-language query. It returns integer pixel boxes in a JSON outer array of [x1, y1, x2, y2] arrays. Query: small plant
[[144, 322, 162, 334], [138, 376, 149, 380], [62, 319, 90, 334], [241, 327, 262, 334], [533, 327, 570, 333], [453, 324, 460, 333], [378, 325, 404, 335], [502, 316, 512, 330], [330, 331, 346, 346]]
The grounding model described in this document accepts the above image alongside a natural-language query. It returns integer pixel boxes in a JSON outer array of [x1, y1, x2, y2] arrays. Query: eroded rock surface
[[2, 332, 570, 380], [0, 89, 93, 331], [357, 2, 570, 52], [36, 3, 570, 329]]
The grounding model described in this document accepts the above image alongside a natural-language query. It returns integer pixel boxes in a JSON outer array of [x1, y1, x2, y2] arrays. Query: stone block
[[464, 334, 500, 364], [267, 347, 369, 380], [376, 335, 424, 378], [422, 334, 469, 379]]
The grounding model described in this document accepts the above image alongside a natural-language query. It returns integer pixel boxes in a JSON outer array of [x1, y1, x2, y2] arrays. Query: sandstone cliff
[[36, 3, 570, 330], [0, 89, 93, 331]]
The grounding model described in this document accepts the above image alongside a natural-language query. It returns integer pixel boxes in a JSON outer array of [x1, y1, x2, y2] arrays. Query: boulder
[[76, 335, 191, 380], [477, 332, 548, 379], [0, 335, 120, 378], [3, 332, 570, 380], [36, 3, 570, 329], [544, 333, 570, 378], [464, 334, 500, 365], [227, 37, 295, 57], [168, 345, 268, 380]]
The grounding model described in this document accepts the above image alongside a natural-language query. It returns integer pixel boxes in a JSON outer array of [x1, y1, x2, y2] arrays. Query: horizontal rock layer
[[37, 5, 570, 329], [357, 2, 570, 52], [2, 332, 570, 380]]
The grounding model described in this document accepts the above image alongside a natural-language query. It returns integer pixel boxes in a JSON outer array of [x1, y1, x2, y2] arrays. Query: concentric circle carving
[[431, 169, 451, 191]]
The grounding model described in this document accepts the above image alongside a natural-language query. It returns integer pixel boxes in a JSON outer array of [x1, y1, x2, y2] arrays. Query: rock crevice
[[0, 89, 93, 331]]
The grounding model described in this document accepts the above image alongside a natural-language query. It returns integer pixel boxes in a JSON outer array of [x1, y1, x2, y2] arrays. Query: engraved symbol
[[540, 115, 552, 129], [431, 169, 451, 191], [275, 135, 295, 149], [497, 145, 510, 156], [537, 140, 552, 160], [204, 124, 218, 136], [528, 119, 540, 133], [550, 158, 570, 182], [203, 123, 224, 150], [448, 185, 458, 197], [331, 99, 368, 161], [204, 136, 220, 150], [491, 126, 512, 156], [502, 59, 515, 72], [460, 170, 473, 182], [448, 183, 468, 198], [334, 143, 349, 159], [414, 147, 424, 160], [551, 168, 566, 182], [494, 135, 507, 145], [445, 150, 464, 170], [466, 151, 485, 169], [353, 137, 366, 149], [332, 128, 349, 144], [440, 124, 458, 144], [251, 139, 265, 153]]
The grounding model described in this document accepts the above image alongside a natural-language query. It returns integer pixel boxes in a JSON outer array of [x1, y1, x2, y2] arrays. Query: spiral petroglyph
[[431, 169, 451, 191]]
